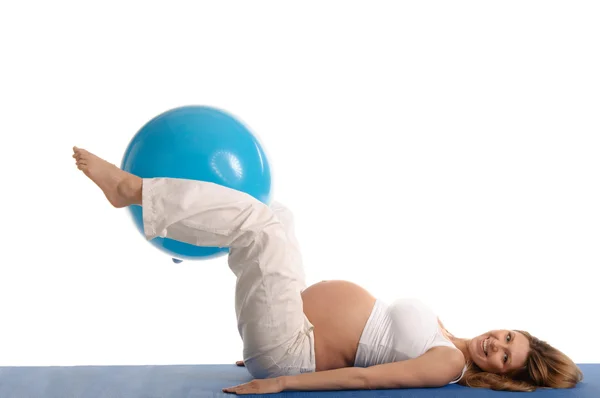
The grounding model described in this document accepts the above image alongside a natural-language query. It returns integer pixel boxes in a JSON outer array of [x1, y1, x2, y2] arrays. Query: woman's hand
[[223, 377, 284, 395], [235, 360, 245, 367]]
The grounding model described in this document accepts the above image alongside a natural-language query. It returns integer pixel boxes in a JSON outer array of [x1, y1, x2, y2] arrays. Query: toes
[[73, 147, 88, 157]]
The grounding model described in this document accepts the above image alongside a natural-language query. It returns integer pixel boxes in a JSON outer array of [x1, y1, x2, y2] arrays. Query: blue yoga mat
[[0, 364, 597, 397]]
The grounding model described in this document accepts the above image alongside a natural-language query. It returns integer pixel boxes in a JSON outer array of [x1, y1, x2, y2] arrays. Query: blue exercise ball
[[121, 105, 273, 261]]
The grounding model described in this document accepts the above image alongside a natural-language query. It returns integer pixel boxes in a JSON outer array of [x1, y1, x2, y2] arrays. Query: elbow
[[357, 368, 376, 390], [361, 368, 401, 390]]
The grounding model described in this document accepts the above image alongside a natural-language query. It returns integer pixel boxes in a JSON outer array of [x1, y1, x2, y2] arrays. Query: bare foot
[[72, 146, 142, 207]]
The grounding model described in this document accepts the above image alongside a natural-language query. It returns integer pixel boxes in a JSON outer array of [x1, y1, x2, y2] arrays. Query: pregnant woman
[[72, 146, 583, 394]]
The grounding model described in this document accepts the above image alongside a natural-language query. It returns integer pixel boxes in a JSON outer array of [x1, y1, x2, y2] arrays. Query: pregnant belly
[[301, 280, 377, 371]]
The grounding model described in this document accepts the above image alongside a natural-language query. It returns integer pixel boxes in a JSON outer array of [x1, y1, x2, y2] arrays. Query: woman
[[72, 146, 583, 394]]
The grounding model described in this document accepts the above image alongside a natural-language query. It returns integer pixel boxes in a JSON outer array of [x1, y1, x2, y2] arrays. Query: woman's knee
[[244, 354, 283, 379]]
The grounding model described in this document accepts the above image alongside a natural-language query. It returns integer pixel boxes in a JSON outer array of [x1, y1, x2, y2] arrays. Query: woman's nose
[[491, 339, 505, 351]]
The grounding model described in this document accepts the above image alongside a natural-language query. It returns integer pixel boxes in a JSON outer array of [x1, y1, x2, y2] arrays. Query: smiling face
[[469, 330, 531, 374]]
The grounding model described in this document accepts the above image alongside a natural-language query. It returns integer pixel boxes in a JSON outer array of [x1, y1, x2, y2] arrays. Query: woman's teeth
[[483, 338, 489, 356]]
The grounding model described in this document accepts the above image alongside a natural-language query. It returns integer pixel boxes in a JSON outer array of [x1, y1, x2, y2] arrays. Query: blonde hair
[[457, 330, 583, 392]]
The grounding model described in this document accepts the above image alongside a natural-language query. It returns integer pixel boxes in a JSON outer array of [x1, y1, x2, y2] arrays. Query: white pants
[[141, 177, 316, 378]]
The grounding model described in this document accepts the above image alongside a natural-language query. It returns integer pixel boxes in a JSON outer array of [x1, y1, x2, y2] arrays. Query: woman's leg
[[73, 147, 314, 378], [269, 201, 307, 293]]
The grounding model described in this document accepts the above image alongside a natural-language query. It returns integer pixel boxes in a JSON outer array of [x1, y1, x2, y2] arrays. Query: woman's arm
[[280, 346, 464, 391]]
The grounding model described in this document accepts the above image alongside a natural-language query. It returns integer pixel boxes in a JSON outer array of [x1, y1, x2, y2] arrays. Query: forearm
[[280, 367, 368, 391]]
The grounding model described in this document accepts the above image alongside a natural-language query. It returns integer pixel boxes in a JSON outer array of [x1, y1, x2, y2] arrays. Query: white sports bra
[[354, 298, 467, 384]]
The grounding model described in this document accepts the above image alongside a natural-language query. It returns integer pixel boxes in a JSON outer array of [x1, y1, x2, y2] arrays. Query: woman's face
[[469, 329, 530, 374]]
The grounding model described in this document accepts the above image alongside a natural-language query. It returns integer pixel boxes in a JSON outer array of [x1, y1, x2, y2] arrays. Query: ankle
[[117, 176, 143, 205]]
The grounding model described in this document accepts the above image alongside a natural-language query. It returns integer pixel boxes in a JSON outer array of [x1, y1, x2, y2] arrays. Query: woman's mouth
[[481, 337, 489, 357]]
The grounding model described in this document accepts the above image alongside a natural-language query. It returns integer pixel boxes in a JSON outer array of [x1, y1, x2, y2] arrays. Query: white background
[[1, 1, 598, 367]]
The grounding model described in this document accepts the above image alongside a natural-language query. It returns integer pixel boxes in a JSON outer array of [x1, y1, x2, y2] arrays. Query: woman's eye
[[504, 354, 508, 363]]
